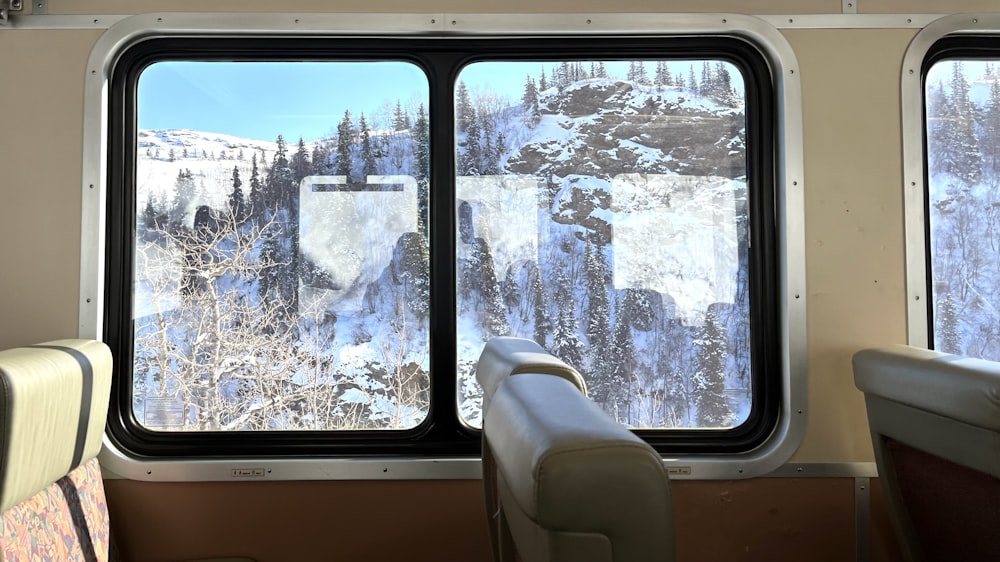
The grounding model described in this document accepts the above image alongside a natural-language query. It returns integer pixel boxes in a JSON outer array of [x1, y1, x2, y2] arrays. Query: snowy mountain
[[133, 73, 752, 432]]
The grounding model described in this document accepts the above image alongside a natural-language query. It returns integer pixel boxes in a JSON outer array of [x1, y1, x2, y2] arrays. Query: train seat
[[476, 337, 588, 559], [0, 340, 114, 561], [476, 336, 587, 410], [478, 339, 673, 561], [853, 345, 1000, 562]]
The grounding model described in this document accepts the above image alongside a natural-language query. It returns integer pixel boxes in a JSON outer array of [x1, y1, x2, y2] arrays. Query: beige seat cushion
[[0, 340, 113, 512], [486, 374, 673, 562]]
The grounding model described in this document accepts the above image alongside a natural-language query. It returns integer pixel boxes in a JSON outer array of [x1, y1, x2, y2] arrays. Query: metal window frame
[[901, 13, 1000, 348], [80, 12, 806, 481]]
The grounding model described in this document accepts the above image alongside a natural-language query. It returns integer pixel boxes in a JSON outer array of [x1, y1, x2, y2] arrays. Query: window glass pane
[[134, 61, 431, 431], [925, 59, 1000, 360], [455, 60, 751, 429]]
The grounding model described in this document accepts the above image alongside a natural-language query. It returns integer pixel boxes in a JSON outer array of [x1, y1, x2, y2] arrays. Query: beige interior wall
[[44, 0, 843, 15], [785, 28, 915, 462], [0, 29, 103, 349], [862, 0, 999, 14], [0, 3, 944, 464]]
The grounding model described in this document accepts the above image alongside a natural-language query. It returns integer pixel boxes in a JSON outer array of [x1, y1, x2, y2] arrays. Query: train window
[[131, 60, 431, 432], [920, 39, 1000, 360], [95, 25, 798, 464], [454, 60, 755, 431]]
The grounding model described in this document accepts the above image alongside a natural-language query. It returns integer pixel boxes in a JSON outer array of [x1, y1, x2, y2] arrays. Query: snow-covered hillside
[[132, 72, 753, 432]]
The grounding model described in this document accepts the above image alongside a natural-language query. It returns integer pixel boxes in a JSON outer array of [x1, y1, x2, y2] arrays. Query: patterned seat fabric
[[0, 340, 114, 562]]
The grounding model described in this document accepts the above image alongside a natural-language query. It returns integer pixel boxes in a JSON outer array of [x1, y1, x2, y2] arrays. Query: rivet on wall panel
[[842, 0, 857, 14]]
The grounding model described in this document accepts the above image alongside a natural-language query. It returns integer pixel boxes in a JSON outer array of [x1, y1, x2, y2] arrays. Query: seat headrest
[[853, 345, 1000, 432], [485, 374, 672, 560], [0, 340, 113, 512], [476, 337, 586, 407]]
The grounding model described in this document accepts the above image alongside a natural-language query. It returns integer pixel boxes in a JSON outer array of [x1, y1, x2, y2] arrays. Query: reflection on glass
[[454, 60, 752, 430], [133, 61, 431, 431]]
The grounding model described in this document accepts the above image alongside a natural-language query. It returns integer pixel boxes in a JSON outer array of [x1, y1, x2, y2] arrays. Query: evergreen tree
[[551, 270, 584, 370], [335, 110, 354, 182], [636, 61, 650, 85], [290, 138, 311, 185], [522, 75, 541, 126], [168, 148, 176, 162], [265, 134, 299, 314], [937, 292, 961, 354], [359, 113, 378, 180], [311, 144, 331, 175], [140, 196, 167, 239], [248, 153, 264, 222], [558, 62, 572, 88], [584, 243, 613, 405], [494, 132, 506, 173], [257, 230, 280, 304], [532, 271, 549, 346], [687, 64, 698, 94], [141, 197, 158, 231], [927, 80, 950, 176], [170, 168, 196, 230], [413, 103, 431, 235], [714, 62, 737, 106], [456, 81, 475, 133], [982, 80, 1000, 178], [693, 305, 735, 427], [700, 61, 713, 97], [608, 295, 637, 418], [481, 118, 496, 175], [267, 135, 294, 210], [227, 166, 247, 223], [538, 68, 549, 92], [627, 61, 639, 82], [624, 288, 655, 331], [460, 109, 482, 176], [501, 266, 520, 313], [474, 238, 510, 336], [584, 242, 611, 350], [396, 232, 430, 319], [943, 61, 982, 185], [597, 61, 607, 79], [392, 100, 411, 131], [654, 61, 668, 88]]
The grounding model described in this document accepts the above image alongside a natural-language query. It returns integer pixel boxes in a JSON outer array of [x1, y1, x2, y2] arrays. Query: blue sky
[[138, 61, 430, 142], [139, 59, 744, 142]]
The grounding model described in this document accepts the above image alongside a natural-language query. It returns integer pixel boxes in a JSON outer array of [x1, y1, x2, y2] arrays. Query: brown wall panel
[[105, 479, 492, 562], [870, 478, 905, 562], [672, 479, 855, 562], [108, 478, 870, 561]]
